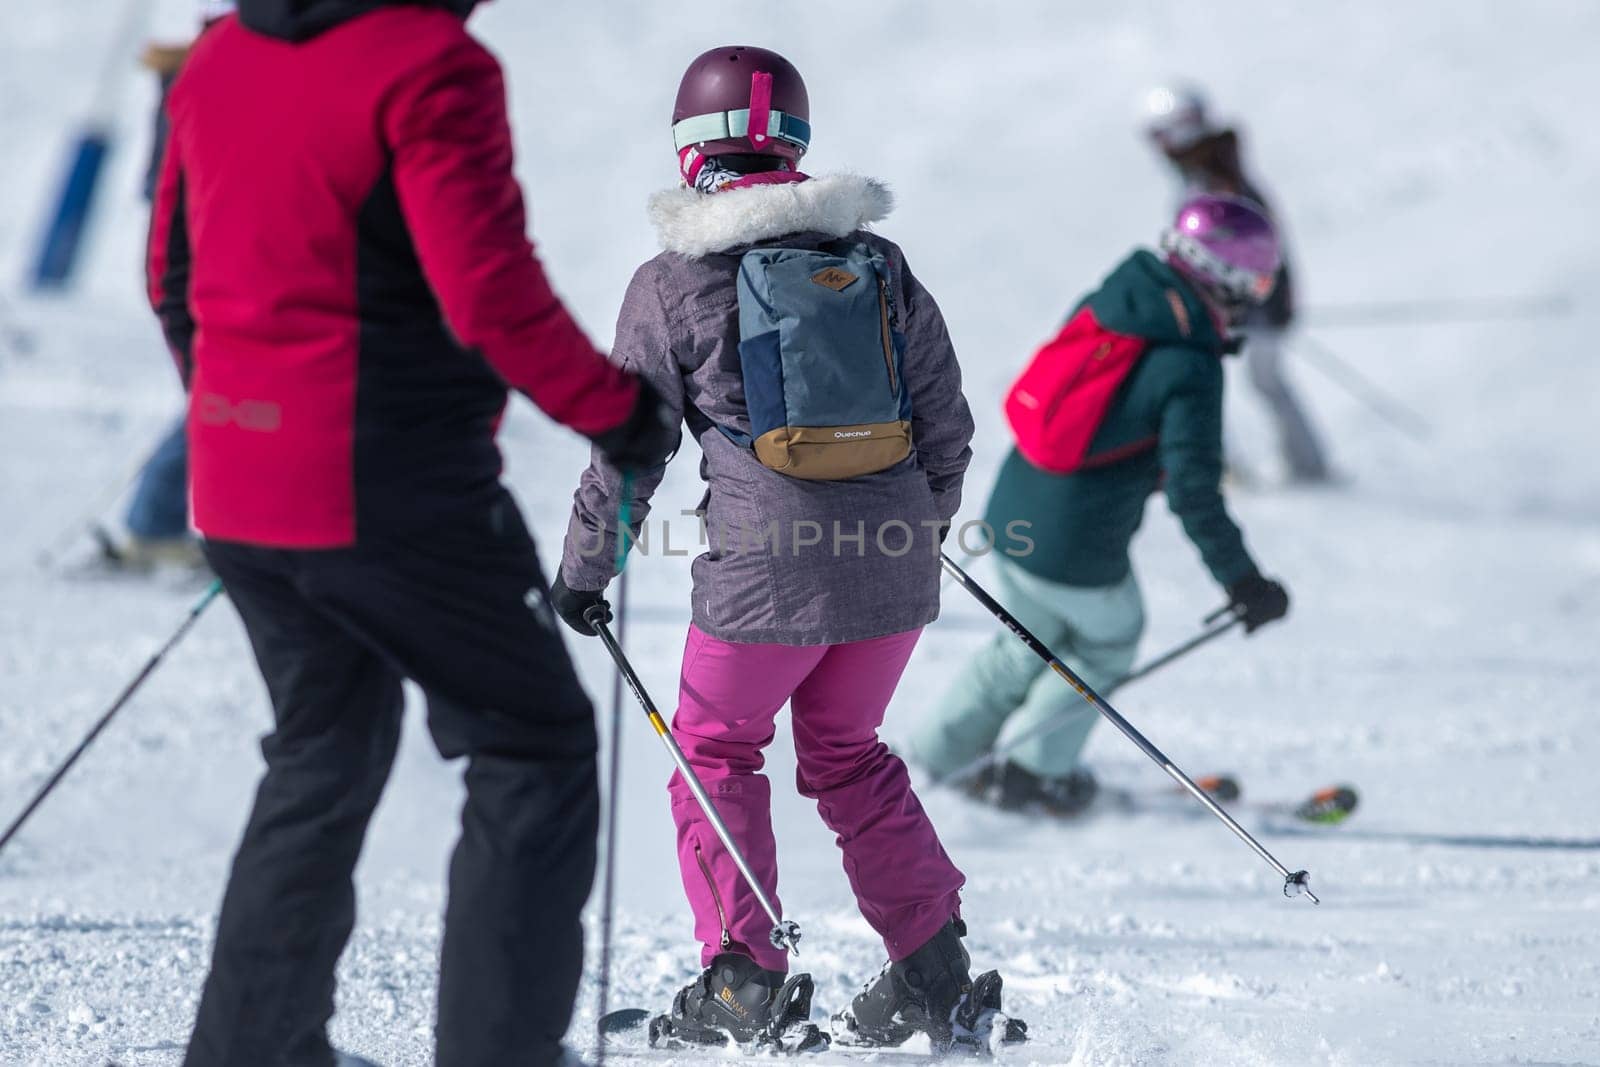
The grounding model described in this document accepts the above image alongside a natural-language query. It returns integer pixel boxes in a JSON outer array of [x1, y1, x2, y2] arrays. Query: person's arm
[[381, 33, 638, 438], [1157, 358, 1259, 588], [145, 130, 194, 386], [898, 254, 974, 522], [561, 262, 683, 593]]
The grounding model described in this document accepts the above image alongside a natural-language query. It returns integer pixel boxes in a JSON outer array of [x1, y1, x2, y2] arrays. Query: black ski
[[598, 1008, 650, 1037], [598, 979, 829, 1056]]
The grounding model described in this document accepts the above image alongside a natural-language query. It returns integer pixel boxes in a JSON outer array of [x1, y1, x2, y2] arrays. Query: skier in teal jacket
[[910, 195, 1292, 813]]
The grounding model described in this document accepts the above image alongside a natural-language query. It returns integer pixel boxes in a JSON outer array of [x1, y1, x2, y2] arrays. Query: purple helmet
[[1160, 194, 1281, 308], [672, 46, 810, 185]]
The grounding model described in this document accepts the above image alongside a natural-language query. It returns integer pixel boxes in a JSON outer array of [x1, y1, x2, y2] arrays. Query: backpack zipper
[[878, 278, 897, 395], [694, 842, 733, 950]]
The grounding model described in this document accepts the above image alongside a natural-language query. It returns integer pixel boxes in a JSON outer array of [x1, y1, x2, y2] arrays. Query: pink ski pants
[[669, 624, 965, 972]]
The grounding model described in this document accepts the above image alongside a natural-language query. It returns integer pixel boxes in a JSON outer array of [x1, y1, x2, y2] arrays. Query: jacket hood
[[1088, 250, 1224, 351], [237, 0, 477, 42], [648, 174, 893, 258]]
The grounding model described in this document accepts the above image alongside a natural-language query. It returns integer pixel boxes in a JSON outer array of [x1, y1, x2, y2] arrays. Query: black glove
[[550, 573, 611, 637], [1225, 574, 1290, 634], [590, 379, 677, 473]]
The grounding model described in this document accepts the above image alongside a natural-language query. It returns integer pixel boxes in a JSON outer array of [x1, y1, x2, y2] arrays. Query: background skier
[[1144, 84, 1331, 484], [909, 194, 1292, 812], [555, 45, 1015, 1053], [147, 2, 674, 1064], [95, 5, 234, 572]]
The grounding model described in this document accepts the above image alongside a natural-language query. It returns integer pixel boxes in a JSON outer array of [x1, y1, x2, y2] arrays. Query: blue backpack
[[726, 242, 913, 480]]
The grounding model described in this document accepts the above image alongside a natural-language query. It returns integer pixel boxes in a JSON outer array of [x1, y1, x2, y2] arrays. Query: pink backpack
[[1003, 307, 1154, 474]]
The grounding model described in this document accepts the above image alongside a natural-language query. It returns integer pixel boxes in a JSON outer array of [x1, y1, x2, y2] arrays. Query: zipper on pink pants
[[694, 842, 732, 950]]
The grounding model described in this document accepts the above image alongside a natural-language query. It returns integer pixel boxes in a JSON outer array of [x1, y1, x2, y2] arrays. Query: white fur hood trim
[[648, 174, 894, 258]]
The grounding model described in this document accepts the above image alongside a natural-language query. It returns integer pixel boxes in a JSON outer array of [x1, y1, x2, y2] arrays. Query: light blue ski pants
[[912, 558, 1144, 779]]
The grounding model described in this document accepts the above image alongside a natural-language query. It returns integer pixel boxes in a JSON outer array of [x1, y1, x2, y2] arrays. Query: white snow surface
[[3, 2, 1599, 1064]]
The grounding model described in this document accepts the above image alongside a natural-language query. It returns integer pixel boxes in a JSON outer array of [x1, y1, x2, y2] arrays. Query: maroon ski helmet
[[672, 46, 810, 183]]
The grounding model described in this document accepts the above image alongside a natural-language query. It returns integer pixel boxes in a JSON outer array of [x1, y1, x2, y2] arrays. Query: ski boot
[[959, 762, 1000, 804], [832, 919, 1027, 1054], [996, 762, 1098, 817], [648, 952, 828, 1054], [95, 528, 208, 571]]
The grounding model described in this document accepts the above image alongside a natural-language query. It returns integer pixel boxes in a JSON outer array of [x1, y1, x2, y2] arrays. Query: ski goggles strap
[[672, 108, 812, 155], [1160, 228, 1276, 303]]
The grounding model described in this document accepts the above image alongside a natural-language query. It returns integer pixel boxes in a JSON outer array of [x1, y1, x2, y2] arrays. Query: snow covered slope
[[2, 1, 1597, 1064]]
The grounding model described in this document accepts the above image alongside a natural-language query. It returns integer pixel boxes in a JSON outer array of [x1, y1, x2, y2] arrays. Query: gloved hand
[[550, 573, 611, 637], [1225, 574, 1290, 634], [590, 378, 677, 473]]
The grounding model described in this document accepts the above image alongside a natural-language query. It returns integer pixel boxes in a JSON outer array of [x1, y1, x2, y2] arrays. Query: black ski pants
[[183, 492, 597, 1067]]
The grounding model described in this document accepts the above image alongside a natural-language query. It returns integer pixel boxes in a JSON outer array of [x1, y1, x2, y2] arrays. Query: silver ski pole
[[593, 569, 628, 1067], [940, 553, 1319, 904], [585, 607, 802, 954]]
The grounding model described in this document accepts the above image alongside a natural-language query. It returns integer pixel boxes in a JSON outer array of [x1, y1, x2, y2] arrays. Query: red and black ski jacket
[[147, 0, 638, 547]]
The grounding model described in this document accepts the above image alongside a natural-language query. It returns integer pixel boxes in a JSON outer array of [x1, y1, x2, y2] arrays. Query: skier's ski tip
[[596, 1007, 649, 1036], [1294, 785, 1359, 825]]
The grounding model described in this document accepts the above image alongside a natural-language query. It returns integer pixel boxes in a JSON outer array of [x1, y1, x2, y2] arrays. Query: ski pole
[[593, 470, 636, 1065], [939, 553, 1319, 904], [1291, 334, 1432, 442], [585, 609, 802, 953], [593, 566, 627, 1066], [933, 612, 1245, 790], [0, 579, 224, 861], [1301, 294, 1571, 330], [593, 468, 638, 1066], [937, 541, 979, 589]]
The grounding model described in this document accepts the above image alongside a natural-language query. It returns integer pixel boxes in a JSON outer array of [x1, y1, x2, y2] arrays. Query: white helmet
[[1143, 83, 1211, 153]]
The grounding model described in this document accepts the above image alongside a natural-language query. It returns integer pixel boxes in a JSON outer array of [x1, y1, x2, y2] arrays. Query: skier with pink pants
[[556, 45, 1019, 1054]]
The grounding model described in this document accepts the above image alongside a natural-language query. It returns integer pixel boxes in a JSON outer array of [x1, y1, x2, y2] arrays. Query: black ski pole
[[1291, 334, 1432, 442], [585, 607, 803, 952], [933, 612, 1245, 790], [0, 579, 224, 861], [939, 553, 1319, 903], [593, 567, 628, 1067]]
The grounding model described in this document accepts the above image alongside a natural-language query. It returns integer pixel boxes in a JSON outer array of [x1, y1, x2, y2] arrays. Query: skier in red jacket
[[147, 2, 675, 1065]]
